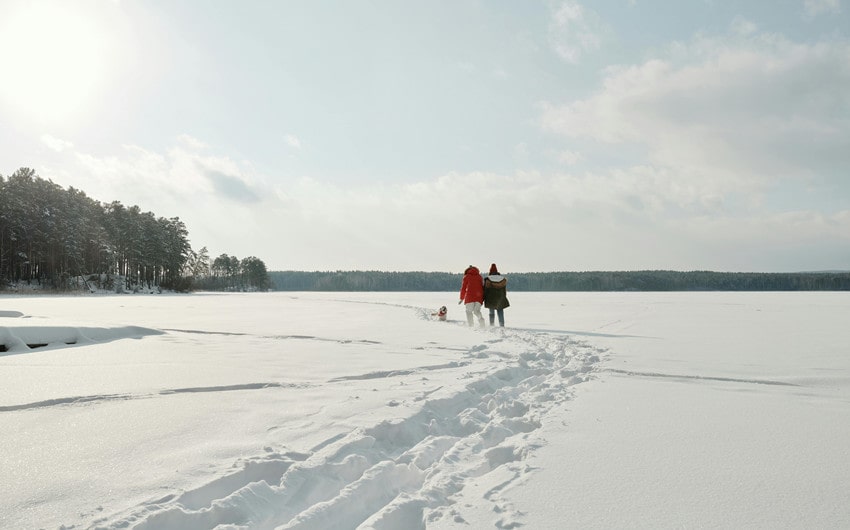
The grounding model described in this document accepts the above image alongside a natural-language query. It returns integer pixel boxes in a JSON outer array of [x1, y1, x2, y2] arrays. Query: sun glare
[[0, 3, 109, 124]]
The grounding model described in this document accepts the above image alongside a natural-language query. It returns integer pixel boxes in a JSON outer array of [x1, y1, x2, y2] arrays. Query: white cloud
[[730, 16, 758, 36], [557, 150, 582, 165], [548, 1, 604, 63], [33, 131, 850, 271], [804, 0, 842, 17], [531, 27, 850, 271], [177, 134, 209, 150], [271, 169, 850, 271], [40, 134, 74, 152], [43, 138, 266, 217], [540, 31, 850, 206], [35, 141, 271, 261], [284, 134, 302, 150], [514, 142, 529, 158]]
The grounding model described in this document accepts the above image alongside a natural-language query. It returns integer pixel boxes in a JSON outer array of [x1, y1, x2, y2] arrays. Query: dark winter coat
[[459, 266, 485, 304], [484, 274, 510, 310]]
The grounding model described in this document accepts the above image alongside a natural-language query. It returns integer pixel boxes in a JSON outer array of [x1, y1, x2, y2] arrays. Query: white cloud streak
[[285, 134, 302, 150], [40, 134, 74, 152], [540, 30, 850, 208], [34, 133, 850, 272], [548, 1, 604, 63], [804, 0, 842, 17]]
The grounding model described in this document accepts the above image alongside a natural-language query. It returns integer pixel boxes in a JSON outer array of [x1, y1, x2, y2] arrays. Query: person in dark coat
[[459, 265, 485, 327], [483, 263, 509, 327]]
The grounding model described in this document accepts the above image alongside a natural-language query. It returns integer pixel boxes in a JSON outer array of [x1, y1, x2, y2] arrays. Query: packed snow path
[[87, 306, 601, 529], [0, 295, 602, 529], [100, 339, 594, 526]]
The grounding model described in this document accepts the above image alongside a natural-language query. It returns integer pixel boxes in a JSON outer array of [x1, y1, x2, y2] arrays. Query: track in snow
[[90, 315, 603, 529]]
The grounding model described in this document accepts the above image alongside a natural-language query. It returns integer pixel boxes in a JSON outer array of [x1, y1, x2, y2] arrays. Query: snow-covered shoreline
[[2, 292, 848, 529]]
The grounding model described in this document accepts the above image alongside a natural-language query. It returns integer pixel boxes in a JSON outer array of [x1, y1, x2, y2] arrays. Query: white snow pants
[[465, 302, 485, 327]]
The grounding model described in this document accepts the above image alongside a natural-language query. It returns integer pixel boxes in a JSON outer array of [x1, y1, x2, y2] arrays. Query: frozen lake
[[1, 292, 849, 529]]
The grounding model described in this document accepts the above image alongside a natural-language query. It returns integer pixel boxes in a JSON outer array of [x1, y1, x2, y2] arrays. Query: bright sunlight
[[0, 3, 110, 125]]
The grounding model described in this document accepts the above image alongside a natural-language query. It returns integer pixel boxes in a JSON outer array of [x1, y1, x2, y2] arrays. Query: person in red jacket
[[459, 265, 485, 327]]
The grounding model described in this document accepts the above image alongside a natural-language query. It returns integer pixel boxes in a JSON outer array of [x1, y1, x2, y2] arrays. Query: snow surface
[[1, 291, 849, 529]]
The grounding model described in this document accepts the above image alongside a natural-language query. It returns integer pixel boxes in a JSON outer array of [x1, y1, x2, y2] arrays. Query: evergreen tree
[[241, 256, 270, 291], [0, 167, 269, 293]]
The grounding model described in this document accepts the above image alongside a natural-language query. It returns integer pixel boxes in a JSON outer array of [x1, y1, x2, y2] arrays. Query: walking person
[[484, 263, 509, 327], [459, 265, 485, 327]]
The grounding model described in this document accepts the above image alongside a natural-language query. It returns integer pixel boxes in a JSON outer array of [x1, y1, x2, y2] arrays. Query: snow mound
[[0, 325, 163, 354]]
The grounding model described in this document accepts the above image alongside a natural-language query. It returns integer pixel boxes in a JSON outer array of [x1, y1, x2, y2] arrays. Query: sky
[[0, 0, 848, 273]]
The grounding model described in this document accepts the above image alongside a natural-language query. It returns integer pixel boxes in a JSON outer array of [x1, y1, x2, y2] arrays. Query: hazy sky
[[1, 0, 848, 272]]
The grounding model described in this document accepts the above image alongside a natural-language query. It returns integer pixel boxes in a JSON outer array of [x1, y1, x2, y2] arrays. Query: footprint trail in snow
[[92, 317, 603, 530]]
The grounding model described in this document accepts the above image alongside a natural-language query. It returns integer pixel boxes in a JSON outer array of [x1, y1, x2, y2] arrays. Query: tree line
[[270, 270, 458, 291], [193, 253, 271, 292], [268, 270, 850, 291], [0, 168, 269, 292]]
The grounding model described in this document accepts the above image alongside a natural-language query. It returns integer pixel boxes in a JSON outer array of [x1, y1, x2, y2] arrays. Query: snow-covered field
[[1, 291, 849, 529]]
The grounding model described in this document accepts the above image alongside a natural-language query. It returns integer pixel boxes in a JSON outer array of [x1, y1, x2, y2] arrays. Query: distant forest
[[1, 167, 270, 292], [269, 270, 850, 292]]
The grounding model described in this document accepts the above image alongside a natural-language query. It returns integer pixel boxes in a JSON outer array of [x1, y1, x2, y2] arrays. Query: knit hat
[[489, 263, 498, 275]]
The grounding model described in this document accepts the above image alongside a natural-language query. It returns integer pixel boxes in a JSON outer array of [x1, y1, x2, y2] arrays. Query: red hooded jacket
[[459, 266, 484, 304]]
